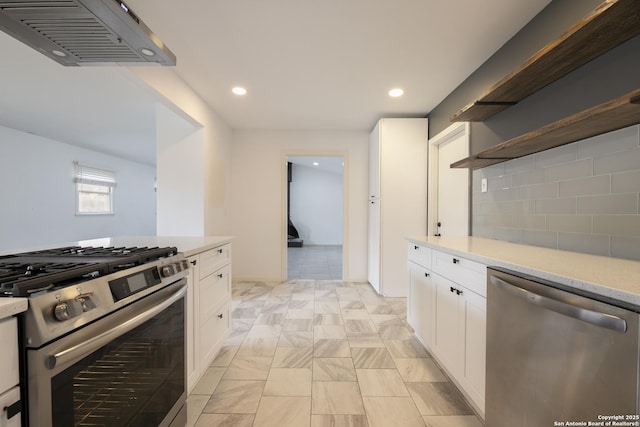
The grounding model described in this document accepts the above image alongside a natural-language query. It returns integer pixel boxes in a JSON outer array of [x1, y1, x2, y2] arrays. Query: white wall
[[130, 68, 233, 236], [290, 164, 343, 245], [0, 125, 156, 251], [231, 130, 368, 282]]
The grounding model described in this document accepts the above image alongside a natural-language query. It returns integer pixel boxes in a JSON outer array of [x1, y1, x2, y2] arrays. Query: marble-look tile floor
[[287, 245, 343, 280], [186, 280, 484, 427]]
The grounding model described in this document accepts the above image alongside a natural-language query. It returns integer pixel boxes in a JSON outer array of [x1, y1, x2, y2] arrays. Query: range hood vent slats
[[0, 0, 175, 66]]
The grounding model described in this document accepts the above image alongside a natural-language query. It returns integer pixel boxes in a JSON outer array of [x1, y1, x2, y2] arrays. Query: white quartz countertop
[[407, 236, 640, 309], [0, 235, 234, 258], [0, 298, 28, 320], [75, 236, 234, 257]]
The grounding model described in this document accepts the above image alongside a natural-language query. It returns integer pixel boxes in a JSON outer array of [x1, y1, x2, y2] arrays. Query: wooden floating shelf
[[451, 88, 640, 169], [451, 0, 640, 122]]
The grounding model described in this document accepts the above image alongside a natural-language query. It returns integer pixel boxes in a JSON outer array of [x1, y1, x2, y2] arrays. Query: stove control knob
[[160, 264, 175, 277], [54, 299, 83, 321], [181, 260, 190, 270], [77, 294, 96, 312]]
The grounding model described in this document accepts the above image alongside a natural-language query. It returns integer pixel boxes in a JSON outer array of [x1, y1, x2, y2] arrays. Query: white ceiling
[[125, 0, 551, 131], [0, 0, 552, 165]]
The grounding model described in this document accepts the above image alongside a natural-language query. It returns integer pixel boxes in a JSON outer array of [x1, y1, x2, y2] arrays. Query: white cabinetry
[[186, 243, 232, 392], [406, 243, 486, 418], [367, 118, 428, 297], [407, 244, 434, 348], [0, 317, 21, 426]]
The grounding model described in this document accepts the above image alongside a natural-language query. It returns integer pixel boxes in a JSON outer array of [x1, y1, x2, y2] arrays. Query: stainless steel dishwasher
[[486, 267, 640, 427]]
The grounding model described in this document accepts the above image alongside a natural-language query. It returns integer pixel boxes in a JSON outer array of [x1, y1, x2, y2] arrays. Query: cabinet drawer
[[200, 303, 230, 363], [408, 243, 431, 269], [0, 318, 19, 394], [0, 386, 20, 427], [432, 250, 486, 297], [199, 244, 231, 280], [200, 265, 231, 326]]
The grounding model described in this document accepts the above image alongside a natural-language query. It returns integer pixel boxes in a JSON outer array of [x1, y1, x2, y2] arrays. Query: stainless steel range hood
[[0, 0, 176, 66]]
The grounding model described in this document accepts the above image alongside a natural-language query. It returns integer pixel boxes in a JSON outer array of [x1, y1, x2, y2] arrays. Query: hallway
[[287, 245, 343, 280]]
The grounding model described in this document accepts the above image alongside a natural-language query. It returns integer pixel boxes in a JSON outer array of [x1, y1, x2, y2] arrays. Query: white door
[[428, 122, 470, 237]]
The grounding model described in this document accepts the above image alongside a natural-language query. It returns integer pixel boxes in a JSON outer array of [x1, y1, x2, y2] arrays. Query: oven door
[[27, 280, 187, 427]]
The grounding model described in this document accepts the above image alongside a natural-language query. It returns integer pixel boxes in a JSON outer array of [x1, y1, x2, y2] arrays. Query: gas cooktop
[[0, 246, 178, 297]]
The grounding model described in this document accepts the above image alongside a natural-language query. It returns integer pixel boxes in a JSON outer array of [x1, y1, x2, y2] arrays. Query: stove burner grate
[[0, 245, 178, 297]]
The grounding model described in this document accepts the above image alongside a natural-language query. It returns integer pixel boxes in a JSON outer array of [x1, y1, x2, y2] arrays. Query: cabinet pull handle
[[4, 400, 21, 419], [452, 258, 459, 264], [217, 313, 224, 319], [456, 289, 463, 296], [425, 272, 430, 278], [218, 249, 223, 254], [190, 260, 197, 266], [217, 273, 224, 279], [414, 245, 419, 250], [450, 286, 455, 293]]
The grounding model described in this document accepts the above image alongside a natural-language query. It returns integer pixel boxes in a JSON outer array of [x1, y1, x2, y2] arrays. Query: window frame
[[74, 163, 117, 216]]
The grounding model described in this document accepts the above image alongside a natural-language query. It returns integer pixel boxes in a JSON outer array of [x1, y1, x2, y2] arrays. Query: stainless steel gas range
[[0, 245, 189, 427]]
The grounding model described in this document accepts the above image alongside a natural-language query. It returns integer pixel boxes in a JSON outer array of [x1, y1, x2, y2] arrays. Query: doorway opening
[[285, 155, 345, 280]]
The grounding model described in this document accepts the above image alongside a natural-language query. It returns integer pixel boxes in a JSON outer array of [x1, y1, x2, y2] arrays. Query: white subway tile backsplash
[[472, 124, 640, 260]]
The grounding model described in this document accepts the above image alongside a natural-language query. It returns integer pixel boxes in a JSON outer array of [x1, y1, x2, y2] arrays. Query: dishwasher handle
[[490, 276, 627, 333]]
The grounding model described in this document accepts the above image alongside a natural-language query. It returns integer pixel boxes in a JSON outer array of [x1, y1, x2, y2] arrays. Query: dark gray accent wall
[[427, 0, 640, 259], [429, 0, 611, 143]]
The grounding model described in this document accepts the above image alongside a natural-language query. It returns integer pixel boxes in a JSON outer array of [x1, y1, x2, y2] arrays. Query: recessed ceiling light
[[232, 87, 247, 96], [389, 88, 404, 97], [313, 162, 319, 166]]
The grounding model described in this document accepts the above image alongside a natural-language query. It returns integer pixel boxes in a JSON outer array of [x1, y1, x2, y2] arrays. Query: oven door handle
[[46, 283, 187, 369]]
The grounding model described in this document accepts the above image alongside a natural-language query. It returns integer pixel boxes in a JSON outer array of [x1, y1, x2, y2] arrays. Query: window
[[74, 162, 116, 215]]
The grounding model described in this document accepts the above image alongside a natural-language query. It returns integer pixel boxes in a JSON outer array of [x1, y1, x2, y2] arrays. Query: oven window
[[50, 299, 184, 427]]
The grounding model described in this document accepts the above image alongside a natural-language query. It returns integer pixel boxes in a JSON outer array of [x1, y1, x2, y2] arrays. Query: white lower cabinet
[[407, 243, 486, 418], [0, 317, 20, 427], [408, 260, 434, 348], [186, 243, 232, 392], [0, 387, 20, 427]]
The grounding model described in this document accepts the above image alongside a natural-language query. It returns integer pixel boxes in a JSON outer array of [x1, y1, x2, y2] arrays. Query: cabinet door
[[459, 287, 486, 415], [186, 255, 200, 392], [408, 262, 434, 348], [432, 273, 460, 371], [367, 199, 381, 293]]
